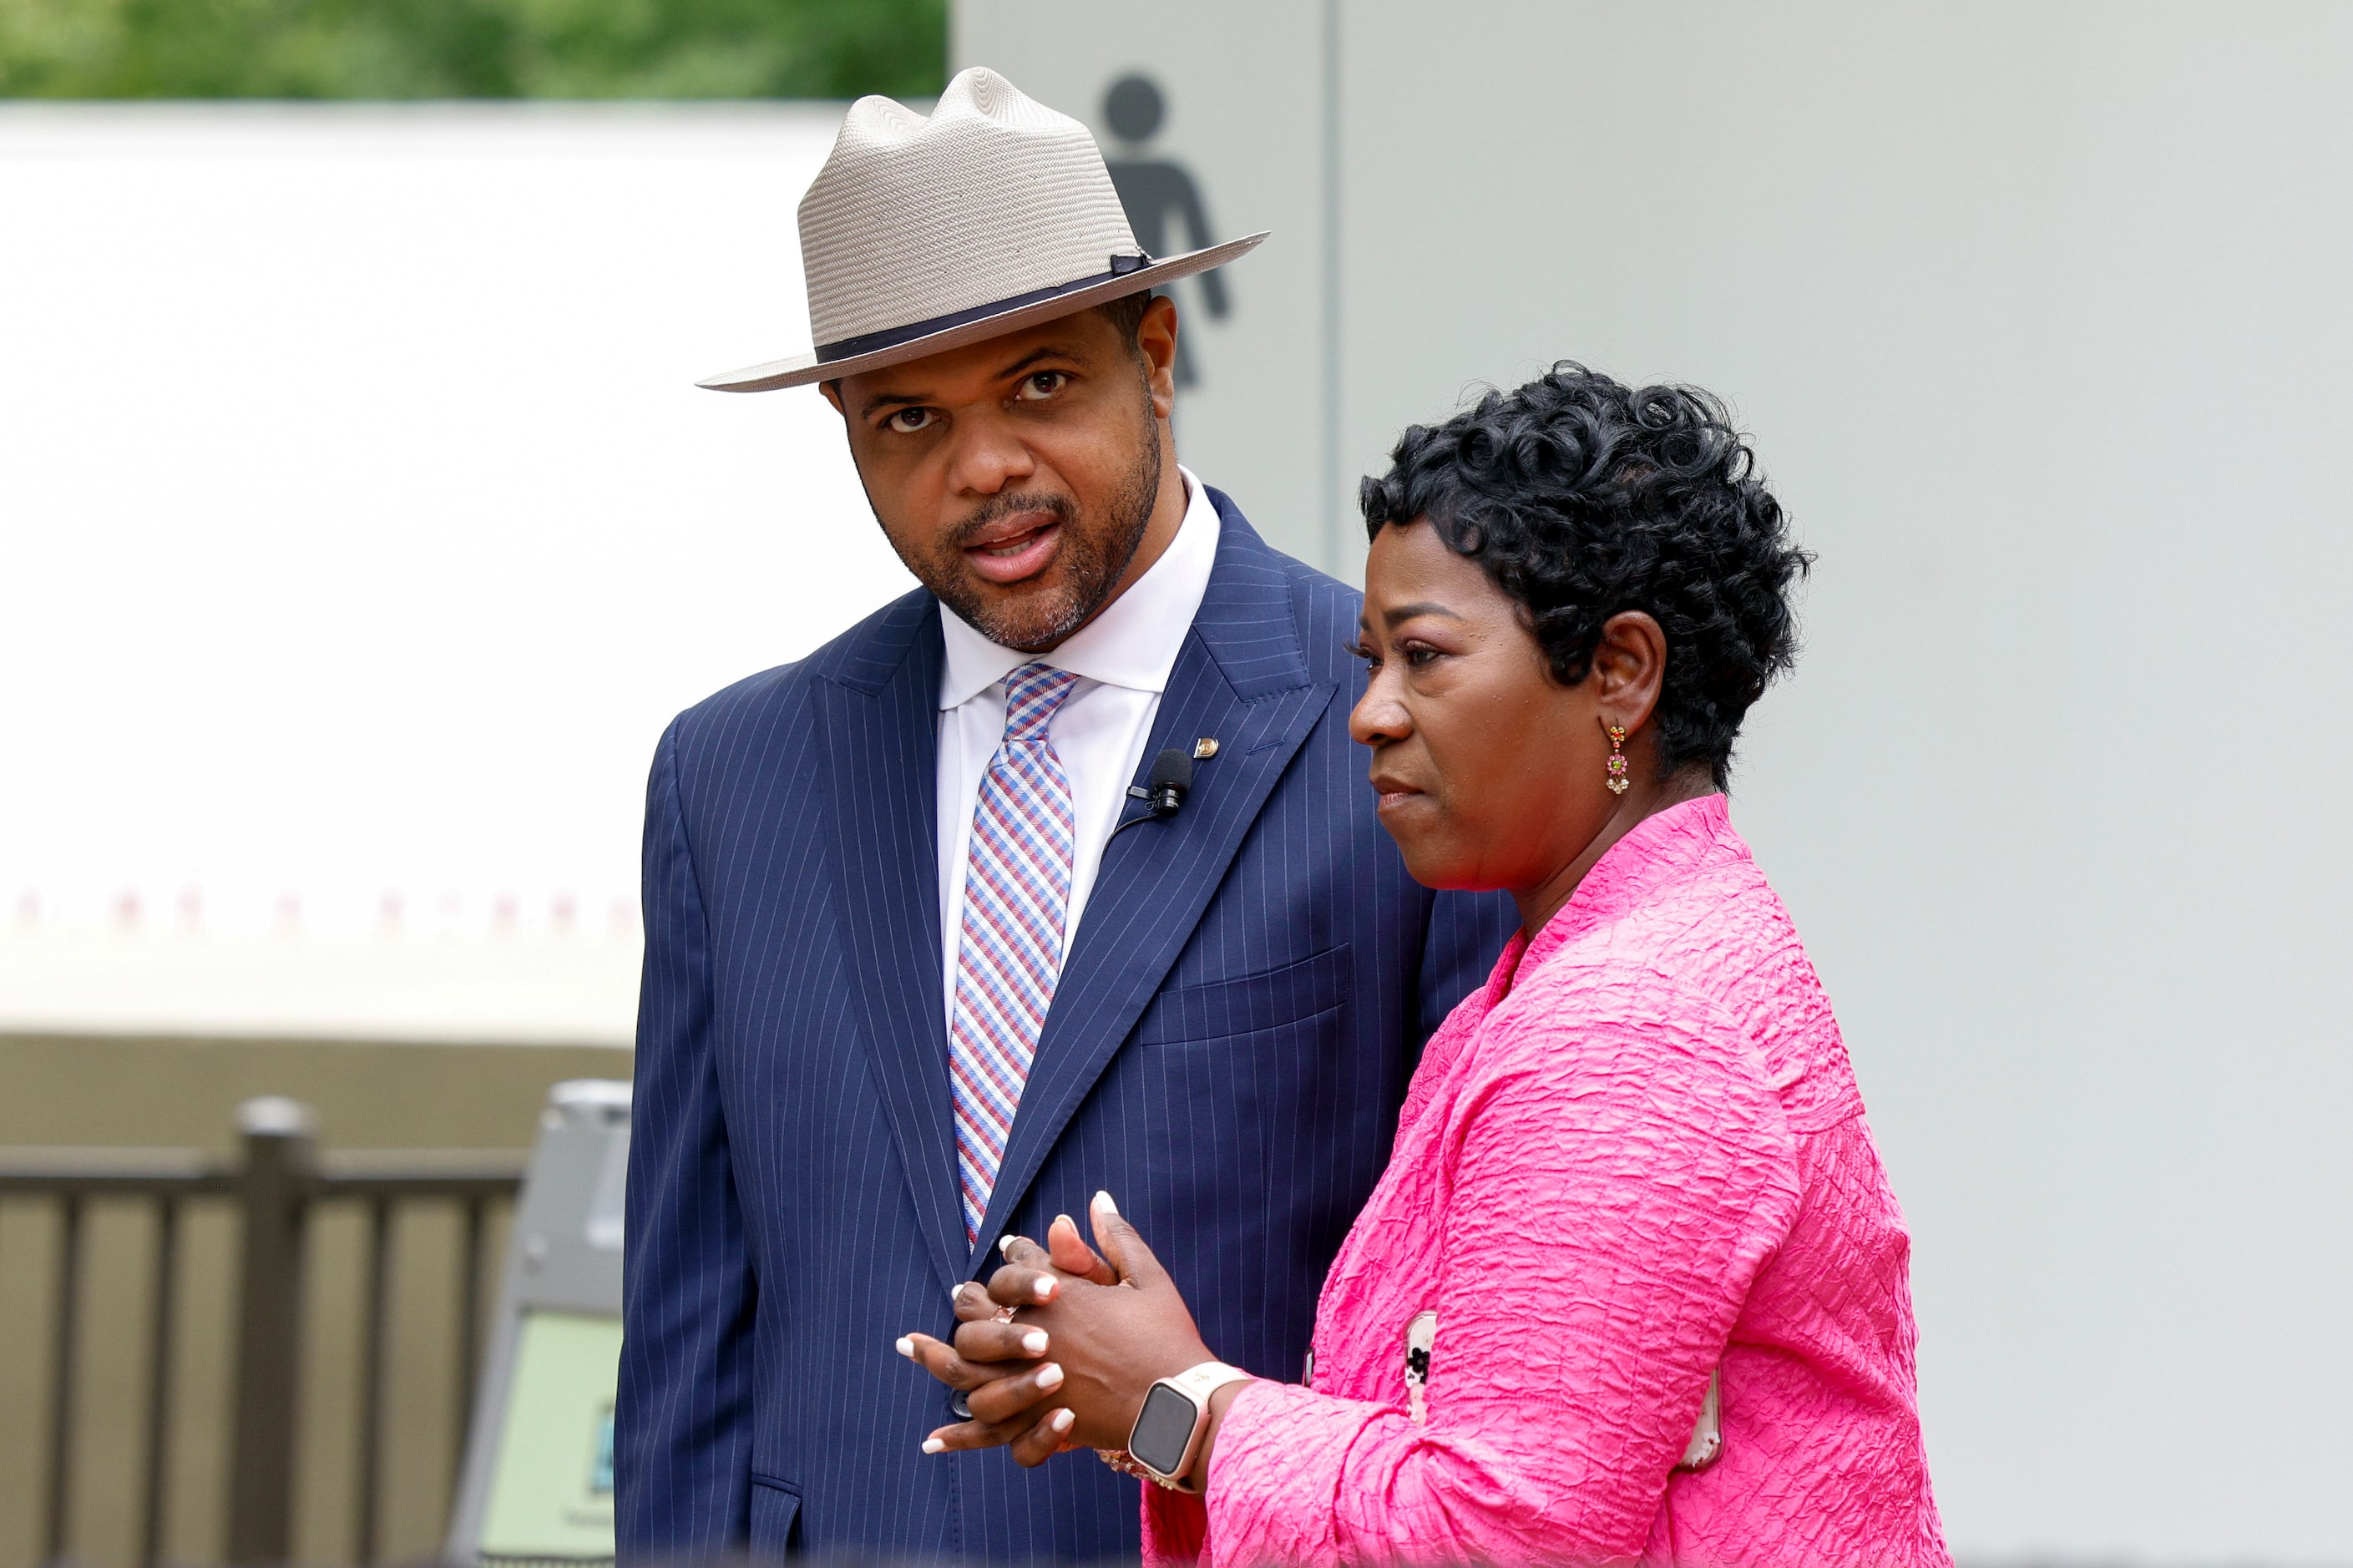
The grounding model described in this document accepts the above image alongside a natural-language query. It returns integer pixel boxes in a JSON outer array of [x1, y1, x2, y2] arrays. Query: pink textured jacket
[[1143, 795, 1946, 1566]]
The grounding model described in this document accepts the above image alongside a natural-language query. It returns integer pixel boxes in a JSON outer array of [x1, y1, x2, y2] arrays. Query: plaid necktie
[[949, 661, 1081, 1246]]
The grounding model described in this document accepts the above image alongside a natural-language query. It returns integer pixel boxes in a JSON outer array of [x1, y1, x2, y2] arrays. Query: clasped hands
[[897, 1191, 1222, 1475]]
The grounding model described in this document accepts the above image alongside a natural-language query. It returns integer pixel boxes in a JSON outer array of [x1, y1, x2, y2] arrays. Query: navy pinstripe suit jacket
[[617, 493, 1516, 1560]]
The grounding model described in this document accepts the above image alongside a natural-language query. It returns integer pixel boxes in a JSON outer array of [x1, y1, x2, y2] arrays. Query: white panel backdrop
[[0, 105, 912, 1041]]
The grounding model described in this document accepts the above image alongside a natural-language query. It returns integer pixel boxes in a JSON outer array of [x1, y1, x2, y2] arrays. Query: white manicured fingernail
[[1051, 1408, 1075, 1433], [1022, 1331, 1048, 1354], [1038, 1363, 1064, 1389], [896, 1337, 914, 1358], [999, 1236, 1016, 1256], [951, 1285, 967, 1303], [922, 1438, 945, 1454], [1034, 1277, 1055, 1301], [1093, 1190, 1119, 1216]]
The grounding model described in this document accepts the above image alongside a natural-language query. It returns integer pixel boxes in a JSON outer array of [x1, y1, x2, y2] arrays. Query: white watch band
[[1166, 1359, 1252, 1404]]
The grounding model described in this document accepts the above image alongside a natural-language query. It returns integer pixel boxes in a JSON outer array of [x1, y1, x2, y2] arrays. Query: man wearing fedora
[[616, 68, 1514, 1560]]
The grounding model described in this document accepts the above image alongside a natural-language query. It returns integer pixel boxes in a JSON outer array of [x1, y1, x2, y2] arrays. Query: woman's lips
[[963, 518, 1062, 584]]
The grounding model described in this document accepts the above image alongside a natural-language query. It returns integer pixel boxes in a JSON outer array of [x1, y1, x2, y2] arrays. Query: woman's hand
[[902, 1192, 1217, 1461], [895, 1212, 1112, 1465]]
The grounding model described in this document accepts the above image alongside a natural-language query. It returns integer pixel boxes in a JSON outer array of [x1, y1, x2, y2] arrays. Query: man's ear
[[1136, 295, 1179, 420], [819, 379, 845, 416]]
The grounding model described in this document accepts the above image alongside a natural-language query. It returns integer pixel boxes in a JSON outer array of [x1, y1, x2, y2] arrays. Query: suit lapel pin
[[1192, 737, 1220, 760]]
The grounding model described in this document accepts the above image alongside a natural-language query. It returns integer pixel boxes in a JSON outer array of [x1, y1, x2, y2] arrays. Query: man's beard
[[924, 414, 1162, 652]]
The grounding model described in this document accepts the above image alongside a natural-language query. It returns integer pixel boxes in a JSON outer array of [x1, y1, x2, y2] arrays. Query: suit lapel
[[817, 594, 969, 1294], [972, 504, 1331, 1261]]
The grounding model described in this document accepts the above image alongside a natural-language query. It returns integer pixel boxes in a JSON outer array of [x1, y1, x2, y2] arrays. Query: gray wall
[[956, 4, 2353, 1560]]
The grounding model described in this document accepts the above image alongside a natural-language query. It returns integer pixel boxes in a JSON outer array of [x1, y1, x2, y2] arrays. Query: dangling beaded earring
[[1606, 725, 1630, 795]]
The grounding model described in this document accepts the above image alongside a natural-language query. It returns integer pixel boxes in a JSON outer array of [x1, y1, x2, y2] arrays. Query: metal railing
[[0, 1096, 525, 1567]]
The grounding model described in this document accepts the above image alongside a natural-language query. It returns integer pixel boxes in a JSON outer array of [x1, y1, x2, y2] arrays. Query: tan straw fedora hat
[[699, 66, 1266, 393]]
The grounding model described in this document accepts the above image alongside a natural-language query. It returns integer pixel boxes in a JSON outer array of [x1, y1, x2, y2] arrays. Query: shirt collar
[[938, 466, 1222, 711]]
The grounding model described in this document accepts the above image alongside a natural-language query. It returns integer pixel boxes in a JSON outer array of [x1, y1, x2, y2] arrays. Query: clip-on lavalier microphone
[[1108, 738, 1215, 841]]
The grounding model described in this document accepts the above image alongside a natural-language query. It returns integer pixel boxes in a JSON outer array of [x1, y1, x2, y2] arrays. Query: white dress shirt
[[935, 468, 1222, 1025]]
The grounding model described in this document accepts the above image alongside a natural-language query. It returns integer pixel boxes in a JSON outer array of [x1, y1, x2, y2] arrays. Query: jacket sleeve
[[1179, 1003, 1806, 1566], [1414, 888, 1521, 1046], [615, 719, 756, 1557]]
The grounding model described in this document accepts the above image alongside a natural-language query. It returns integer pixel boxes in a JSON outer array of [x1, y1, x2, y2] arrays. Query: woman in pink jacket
[[903, 364, 1947, 1565]]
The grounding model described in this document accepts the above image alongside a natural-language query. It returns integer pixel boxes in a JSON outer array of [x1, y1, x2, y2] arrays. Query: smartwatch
[[1123, 1360, 1253, 1493]]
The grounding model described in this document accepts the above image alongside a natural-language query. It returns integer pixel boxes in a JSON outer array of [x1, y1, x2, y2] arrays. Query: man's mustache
[[944, 491, 1075, 550]]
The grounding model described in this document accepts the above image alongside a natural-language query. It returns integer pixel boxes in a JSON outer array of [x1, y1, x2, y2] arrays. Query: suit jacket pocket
[[748, 1474, 800, 1552], [1131, 943, 1353, 1045]]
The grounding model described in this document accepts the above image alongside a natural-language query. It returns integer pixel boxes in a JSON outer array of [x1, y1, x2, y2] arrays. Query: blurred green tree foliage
[[0, 0, 946, 98]]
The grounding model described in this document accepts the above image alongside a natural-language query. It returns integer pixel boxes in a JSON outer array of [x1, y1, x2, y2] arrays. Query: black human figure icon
[[1102, 73, 1227, 389]]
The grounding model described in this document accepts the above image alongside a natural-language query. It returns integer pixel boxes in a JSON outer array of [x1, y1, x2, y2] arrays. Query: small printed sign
[[478, 1310, 625, 1557]]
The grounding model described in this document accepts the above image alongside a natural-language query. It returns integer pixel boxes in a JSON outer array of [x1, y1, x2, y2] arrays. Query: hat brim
[[696, 232, 1268, 393]]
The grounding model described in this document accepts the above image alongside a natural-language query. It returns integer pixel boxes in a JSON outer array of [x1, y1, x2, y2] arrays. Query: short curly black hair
[[1359, 362, 1811, 790]]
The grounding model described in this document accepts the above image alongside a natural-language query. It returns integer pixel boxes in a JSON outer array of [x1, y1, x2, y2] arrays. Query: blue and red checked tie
[[949, 661, 1081, 1247]]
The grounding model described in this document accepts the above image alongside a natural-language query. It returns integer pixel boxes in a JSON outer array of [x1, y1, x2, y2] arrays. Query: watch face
[[1129, 1382, 1199, 1476]]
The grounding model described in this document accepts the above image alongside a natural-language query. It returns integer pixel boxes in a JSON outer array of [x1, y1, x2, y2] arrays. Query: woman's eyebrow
[[1382, 601, 1465, 628]]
